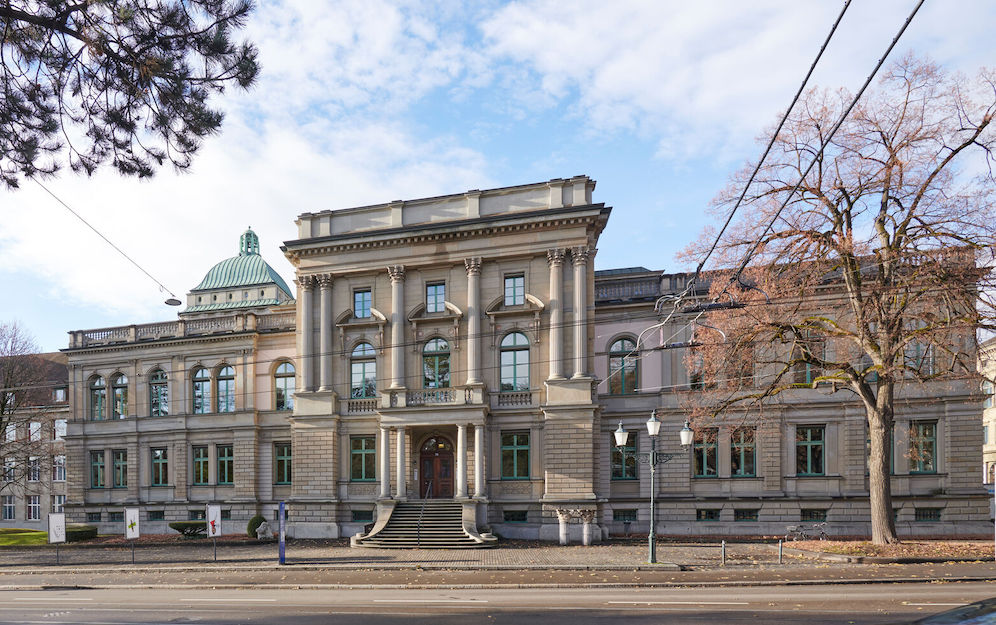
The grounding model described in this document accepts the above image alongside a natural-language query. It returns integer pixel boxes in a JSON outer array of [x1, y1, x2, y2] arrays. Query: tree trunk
[[867, 380, 900, 545]]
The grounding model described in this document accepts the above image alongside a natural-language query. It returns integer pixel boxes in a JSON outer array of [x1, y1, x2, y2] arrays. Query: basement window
[[915, 508, 942, 522], [352, 510, 373, 523], [503, 510, 527, 523]]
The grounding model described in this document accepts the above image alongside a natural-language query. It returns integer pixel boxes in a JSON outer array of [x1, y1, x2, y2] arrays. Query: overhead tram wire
[[32, 178, 182, 306]]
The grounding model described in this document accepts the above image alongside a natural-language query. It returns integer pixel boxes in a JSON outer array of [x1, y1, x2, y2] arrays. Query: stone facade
[[56, 179, 991, 540]]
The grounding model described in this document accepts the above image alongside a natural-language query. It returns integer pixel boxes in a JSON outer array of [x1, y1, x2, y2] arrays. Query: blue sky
[[3, 0, 996, 352]]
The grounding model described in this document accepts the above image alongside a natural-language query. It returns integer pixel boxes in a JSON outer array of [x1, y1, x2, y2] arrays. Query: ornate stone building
[[59, 177, 991, 540]]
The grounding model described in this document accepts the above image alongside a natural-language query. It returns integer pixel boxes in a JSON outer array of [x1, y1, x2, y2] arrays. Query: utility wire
[[32, 178, 180, 301]]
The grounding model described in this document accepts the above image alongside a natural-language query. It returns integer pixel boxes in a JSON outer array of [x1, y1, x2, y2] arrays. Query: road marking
[[905, 603, 967, 607], [374, 599, 488, 603], [607, 601, 750, 606], [13, 598, 92, 602], [186, 598, 277, 602]]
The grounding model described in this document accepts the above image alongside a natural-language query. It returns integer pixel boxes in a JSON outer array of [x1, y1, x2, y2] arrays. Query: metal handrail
[[417, 479, 432, 548]]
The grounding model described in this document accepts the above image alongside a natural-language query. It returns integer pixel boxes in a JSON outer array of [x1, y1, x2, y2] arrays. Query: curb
[[0, 563, 684, 574]]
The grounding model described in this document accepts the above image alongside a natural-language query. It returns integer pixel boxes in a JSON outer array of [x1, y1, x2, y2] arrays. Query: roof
[[191, 228, 293, 296], [594, 267, 652, 277], [183, 298, 284, 313]]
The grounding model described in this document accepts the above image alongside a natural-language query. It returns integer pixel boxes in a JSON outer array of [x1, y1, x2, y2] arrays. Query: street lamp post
[[615, 413, 693, 564]]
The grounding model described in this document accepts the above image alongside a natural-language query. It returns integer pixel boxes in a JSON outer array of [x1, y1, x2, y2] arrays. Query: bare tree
[[0, 322, 62, 499], [682, 55, 996, 545]]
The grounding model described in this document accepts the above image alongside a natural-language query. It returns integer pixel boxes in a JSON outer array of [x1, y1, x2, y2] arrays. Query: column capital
[[464, 257, 482, 276], [316, 273, 333, 289], [297, 274, 317, 289], [570, 246, 592, 266], [387, 265, 406, 282], [547, 248, 566, 266]]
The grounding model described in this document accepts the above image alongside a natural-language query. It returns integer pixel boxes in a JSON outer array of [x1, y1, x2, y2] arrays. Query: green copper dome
[[191, 228, 293, 295]]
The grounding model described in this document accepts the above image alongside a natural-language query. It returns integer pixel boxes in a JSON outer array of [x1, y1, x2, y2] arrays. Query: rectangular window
[[500, 431, 530, 479], [53, 419, 67, 441], [352, 509, 374, 523], [502, 510, 528, 523], [795, 425, 825, 476], [693, 429, 718, 478], [112, 450, 127, 488], [915, 508, 942, 522], [1, 496, 13, 520], [188, 509, 205, 521], [52, 455, 66, 482], [90, 450, 105, 488], [86, 512, 101, 523], [730, 427, 756, 477], [610, 432, 638, 480], [53, 387, 67, 403], [275, 443, 292, 485], [148, 510, 165, 521], [192, 446, 209, 485], [3, 423, 14, 443], [52, 495, 65, 513], [984, 424, 989, 446], [734, 509, 759, 522], [426, 283, 445, 313], [2, 457, 14, 482], [151, 448, 168, 486], [26, 495, 40, 521], [800, 509, 827, 522], [28, 421, 41, 441], [109, 511, 124, 523], [910, 421, 937, 474], [221, 509, 231, 520], [696, 509, 720, 521], [984, 381, 994, 409], [613, 509, 638, 522], [354, 289, 372, 318], [217, 444, 234, 485], [504, 275, 525, 306], [350, 436, 376, 481], [27, 457, 40, 482]]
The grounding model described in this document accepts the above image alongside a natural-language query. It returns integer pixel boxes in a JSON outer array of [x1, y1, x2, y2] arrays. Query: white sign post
[[125, 507, 140, 564], [48, 512, 66, 565], [206, 504, 222, 562]]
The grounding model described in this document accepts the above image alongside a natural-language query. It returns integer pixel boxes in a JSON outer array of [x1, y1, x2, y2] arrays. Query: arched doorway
[[419, 435, 454, 498]]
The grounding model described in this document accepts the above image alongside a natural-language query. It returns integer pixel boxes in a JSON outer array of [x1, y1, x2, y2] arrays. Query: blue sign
[[278, 501, 286, 565]]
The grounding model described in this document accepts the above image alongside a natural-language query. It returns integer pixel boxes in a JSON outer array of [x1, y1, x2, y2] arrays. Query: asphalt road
[[0, 583, 992, 625]]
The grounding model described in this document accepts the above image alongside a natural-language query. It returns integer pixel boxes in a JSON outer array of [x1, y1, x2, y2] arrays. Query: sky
[[3, 0, 996, 352]]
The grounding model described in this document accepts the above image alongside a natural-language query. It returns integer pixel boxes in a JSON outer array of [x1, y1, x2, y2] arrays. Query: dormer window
[[504, 275, 524, 306], [426, 283, 445, 313]]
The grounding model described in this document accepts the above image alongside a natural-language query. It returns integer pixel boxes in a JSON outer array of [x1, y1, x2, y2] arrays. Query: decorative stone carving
[[499, 481, 532, 495], [387, 265, 406, 282], [464, 257, 482, 276], [256, 519, 272, 540], [570, 246, 590, 266], [297, 274, 317, 289], [316, 273, 333, 289], [546, 248, 565, 266]]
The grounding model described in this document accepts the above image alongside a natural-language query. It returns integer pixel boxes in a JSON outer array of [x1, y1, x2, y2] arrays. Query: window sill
[[500, 477, 531, 481]]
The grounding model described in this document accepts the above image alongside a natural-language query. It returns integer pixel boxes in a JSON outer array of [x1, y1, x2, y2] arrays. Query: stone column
[[456, 423, 468, 498], [395, 426, 407, 499], [317, 274, 333, 391], [578, 509, 596, 546], [473, 424, 485, 498], [298, 275, 316, 392], [571, 247, 590, 379], [379, 426, 391, 499], [464, 257, 482, 385], [547, 249, 565, 380], [388, 265, 406, 389], [556, 509, 571, 546]]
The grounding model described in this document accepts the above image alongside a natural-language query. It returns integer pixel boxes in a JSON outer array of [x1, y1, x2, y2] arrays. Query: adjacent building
[[58, 177, 992, 540]]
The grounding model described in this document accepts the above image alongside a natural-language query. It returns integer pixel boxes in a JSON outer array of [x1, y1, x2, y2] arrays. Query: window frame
[[349, 436, 376, 482], [350, 343, 377, 398], [610, 431, 638, 480], [151, 448, 168, 486], [89, 376, 106, 421], [1, 495, 13, 520], [216, 366, 235, 413], [425, 282, 445, 314], [500, 431, 530, 480], [274, 442, 292, 485], [499, 332, 530, 392], [503, 274, 525, 306], [27, 456, 40, 482], [730, 427, 757, 478], [192, 446, 210, 485], [90, 450, 105, 488], [52, 454, 66, 482], [693, 429, 718, 478], [217, 444, 234, 485], [608, 338, 639, 395], [111, 373, 128, 419], [274, 362, 295, 411], [353, 289, 372, 319], [52, 494, 66, 513], [192, 368, 211, 414], [795, 425, 826, 476], [112, 449, 127, 488], [909, 421, 937, 474], [422, 338, 451, 389], [149, 369, 168, 417], [26, 495, 40, 521]]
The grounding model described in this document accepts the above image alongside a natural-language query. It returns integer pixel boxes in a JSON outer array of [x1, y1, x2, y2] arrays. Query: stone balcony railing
[[492, 390, 536, 408], [69, 312, 296, 348], [345, 398, 378, 414], [594, 277, 661, 302]]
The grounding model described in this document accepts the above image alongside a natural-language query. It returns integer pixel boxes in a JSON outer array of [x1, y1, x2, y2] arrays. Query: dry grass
[[791, 540, 994, 560]]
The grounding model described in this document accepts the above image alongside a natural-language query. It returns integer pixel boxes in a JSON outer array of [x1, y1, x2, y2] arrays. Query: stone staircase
[[352, 500, 497, 549]]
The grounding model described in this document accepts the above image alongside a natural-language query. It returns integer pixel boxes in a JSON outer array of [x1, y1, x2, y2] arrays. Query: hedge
[[66, 524, 98, 542], [247, 514, 266, 538], [168, 521, 206, 537]]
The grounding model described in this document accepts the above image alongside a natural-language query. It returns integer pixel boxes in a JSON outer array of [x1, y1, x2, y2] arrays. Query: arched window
[[423, 338, 450, 388], [216, 366, 235, 413], [192, 368, 210, 414], [111, 374, 129, 419], [274, 362, 295, 411], [608, 338, 638, 395], [89, 376, 106, 421], [350, 343, 377, 398], [499, 332, 529, 392], [149, 370, 168, 416]]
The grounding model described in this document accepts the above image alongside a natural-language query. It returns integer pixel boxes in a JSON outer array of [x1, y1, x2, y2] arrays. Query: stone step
[[354, 499, 494, 549]]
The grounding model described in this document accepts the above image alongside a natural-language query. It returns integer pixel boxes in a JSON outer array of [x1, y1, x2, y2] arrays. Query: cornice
[[62, 329, 293, 356]]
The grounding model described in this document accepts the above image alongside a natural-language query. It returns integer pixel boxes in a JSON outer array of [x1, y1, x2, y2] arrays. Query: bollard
[[721, 540, 726, 566], [778, 540, 783, 565]]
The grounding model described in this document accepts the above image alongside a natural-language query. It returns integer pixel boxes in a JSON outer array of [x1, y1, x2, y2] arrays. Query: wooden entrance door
[[419, 435, 454, 498]]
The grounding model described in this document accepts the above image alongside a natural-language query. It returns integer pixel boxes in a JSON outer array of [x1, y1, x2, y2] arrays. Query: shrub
[[66, 524, 98, 542], [247, 514, 266, 538], [168, 521, 206, 537]]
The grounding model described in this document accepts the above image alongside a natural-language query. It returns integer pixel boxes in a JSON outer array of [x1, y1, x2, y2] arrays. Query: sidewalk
[[0, 539, 994, 589]]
